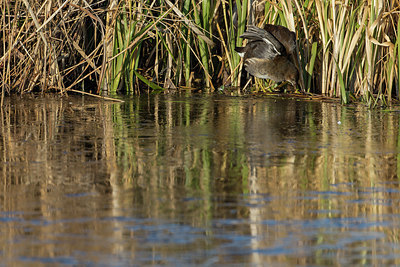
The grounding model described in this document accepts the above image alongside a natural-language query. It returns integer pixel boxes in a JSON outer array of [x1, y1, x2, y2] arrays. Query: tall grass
[[0, 0, 399, 106]]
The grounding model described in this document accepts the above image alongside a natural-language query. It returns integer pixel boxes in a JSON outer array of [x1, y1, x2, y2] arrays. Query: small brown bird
[[235, 25, 300, 90]]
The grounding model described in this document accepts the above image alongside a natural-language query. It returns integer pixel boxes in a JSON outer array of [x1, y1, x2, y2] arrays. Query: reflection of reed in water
[[0, 95, 124, 263], [2, 95, 400, 265], [115, 95, 400, 203], [0, 96, 115, 191], [112, 95, 400, 265]]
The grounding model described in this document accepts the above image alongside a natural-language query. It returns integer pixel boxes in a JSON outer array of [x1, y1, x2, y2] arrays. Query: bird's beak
[[289, 80, 298, 90]]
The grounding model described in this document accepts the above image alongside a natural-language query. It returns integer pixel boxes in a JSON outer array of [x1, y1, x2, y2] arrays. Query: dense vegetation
[[0, 0, 399, 106]]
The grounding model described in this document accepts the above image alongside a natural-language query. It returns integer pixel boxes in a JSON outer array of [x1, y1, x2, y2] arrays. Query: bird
[[235, 24, 301, 90]]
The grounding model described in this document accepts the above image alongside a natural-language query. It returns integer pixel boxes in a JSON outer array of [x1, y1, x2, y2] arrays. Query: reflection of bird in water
[[235, 25, 301, 91]]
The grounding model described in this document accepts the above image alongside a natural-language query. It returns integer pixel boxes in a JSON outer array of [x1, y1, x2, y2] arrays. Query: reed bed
[[0, 0, 399, 106]]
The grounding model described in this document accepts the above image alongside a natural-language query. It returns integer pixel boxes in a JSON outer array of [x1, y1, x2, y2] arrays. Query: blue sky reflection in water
[[1, 94, 400, 266]]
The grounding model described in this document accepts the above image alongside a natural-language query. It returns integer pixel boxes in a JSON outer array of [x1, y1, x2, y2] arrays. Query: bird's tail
[[234, 46, 245, 58], [239, 26, 268, 41], [240, 26, 284, 55]]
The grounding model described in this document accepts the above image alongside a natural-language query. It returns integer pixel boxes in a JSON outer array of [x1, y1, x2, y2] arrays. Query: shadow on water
[[1, 93, 400, 266]]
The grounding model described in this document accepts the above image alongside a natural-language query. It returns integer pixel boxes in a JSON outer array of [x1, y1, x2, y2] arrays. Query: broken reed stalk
[[0, 0, 399, 106]]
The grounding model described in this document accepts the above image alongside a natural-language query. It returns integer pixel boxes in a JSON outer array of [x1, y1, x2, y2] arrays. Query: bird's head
[[287, 68, 300, 90]]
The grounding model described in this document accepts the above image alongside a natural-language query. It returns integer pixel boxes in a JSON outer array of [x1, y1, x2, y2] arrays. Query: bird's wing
[[240, 41, 276, 60], [239, 26, 285, 59], [264, 24, 297, 55]]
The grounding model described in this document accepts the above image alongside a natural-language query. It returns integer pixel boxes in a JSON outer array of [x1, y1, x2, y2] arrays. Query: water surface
[[1, 94, 400, 266]]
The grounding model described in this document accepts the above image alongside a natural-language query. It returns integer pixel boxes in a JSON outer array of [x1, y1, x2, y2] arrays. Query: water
[[1, 93, 400, 266]]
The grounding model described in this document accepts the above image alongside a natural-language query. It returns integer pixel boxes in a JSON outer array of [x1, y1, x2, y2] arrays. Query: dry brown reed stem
[[70, 1, 107, 94], [1, 0, 108, 95], [66, 88, 124, 102], [22, 0, 63, 90], [165, 0, 214, 46]]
